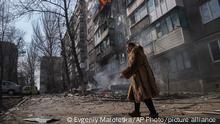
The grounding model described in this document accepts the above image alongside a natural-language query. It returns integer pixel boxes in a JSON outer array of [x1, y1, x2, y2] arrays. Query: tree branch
[[42, 0, 65, 11]]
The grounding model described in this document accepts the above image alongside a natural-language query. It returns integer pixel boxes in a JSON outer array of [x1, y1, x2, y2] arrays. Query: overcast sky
[[15, 16, 38, 44], [14, 1, 76, 89]]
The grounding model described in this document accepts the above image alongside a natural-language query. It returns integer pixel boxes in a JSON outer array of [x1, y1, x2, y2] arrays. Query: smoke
[[94, 69, 129, 90]]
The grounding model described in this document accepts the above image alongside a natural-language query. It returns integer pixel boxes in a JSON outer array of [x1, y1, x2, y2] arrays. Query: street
[[1, 93, 220, 124]]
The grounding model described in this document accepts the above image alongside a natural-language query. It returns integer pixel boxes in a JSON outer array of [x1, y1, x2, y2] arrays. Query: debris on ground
[[1, 93, 220, 124]]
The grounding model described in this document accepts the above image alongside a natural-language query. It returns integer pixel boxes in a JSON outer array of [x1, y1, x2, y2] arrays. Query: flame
[[99, 0, 112, 11]]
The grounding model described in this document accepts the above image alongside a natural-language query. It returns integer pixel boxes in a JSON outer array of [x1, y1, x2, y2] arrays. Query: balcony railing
[[153, 28, 191, 55]]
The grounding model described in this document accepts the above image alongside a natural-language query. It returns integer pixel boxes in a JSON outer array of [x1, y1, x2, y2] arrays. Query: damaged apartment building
[[126, 0, 220, 93], [63, 0, 87, 88], [86, 0, 129, 87]]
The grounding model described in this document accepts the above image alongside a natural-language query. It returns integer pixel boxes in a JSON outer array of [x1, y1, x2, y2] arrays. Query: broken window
[[209, 40, 220, 62]]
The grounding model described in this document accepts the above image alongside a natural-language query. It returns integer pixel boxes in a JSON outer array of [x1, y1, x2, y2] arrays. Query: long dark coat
[[122, 45, 160, 102]]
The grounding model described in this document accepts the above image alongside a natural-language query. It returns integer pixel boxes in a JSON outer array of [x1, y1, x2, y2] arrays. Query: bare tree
[[32, 12, 61, 93], [17, 40, 38, 87], [26, 41, 38, 86], [15, 0, 87, 94], [32, 13, 60, 57], [57, 16, 71, 91]]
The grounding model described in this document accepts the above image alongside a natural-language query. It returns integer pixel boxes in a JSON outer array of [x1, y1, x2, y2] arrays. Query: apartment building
[[0, 42, 18, 83], [40, 56, 64, 93], [74, 0, 87, 75], [86, 0, 129, 87], [86, 0, 97, 82], [126, 0, 220, 93], [63, 0, 88, 88]]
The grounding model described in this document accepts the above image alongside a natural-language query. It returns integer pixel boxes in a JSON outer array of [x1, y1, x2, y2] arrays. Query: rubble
[[1, 93, 220, 123]]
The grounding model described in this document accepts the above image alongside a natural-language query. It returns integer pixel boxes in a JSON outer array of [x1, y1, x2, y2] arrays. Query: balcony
[[153, 28, 191, 55], [127, 0, 145, 16], [95, 28, 110, 46], [130, 16, 150, 35], [149, 0, 184, 23]]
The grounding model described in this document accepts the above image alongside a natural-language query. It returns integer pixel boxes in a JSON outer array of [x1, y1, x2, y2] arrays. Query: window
[[155, 0, 160, 7], [209, 0, 220, 18], [156, 22, 162, 37], [149, 10, 187, 40], [200, 3, 212, 23], [161, 20, 168, 36], [165, 16, 173, 32], [148, 0, 155, 12], [160, 0, 167, 14], [171, 13, 180, 29], [130, 15, 136, 25], [199, 0, 220, 24], [130, 4, 148, 25], [151, 28, 157, 40], [208, 40, 220, 62], [169, 52, 191, 72], [179, 10, 188, 28], [138, 5, 148, 20]]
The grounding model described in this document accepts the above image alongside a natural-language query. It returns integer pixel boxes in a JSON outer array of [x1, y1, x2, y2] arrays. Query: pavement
[[1, 93, 220, 124]]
